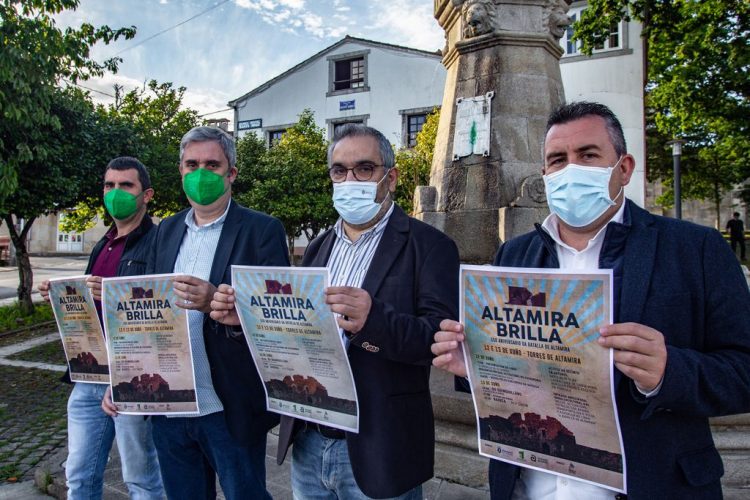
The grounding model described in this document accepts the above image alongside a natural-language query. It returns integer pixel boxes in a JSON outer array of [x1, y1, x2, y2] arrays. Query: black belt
[[306, 421, 346, 440]]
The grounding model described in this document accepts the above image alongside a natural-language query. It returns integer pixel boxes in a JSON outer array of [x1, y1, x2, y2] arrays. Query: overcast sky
[[55, 0, 444, 124]]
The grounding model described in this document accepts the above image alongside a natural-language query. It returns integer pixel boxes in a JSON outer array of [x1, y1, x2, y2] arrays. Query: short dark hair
[[105, 157, 151, 190], [734, 212, 741, 218], [180, 126, 236, 167], [546, 101, 627, 157], [327, 124, 395, 171]]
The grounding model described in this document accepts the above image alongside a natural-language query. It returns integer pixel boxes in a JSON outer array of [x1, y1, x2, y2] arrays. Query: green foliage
[[0, 0, 135, 197], [235, 109, 336, 259], [0, 301, 53, 332], [576, 1, 750, 222], [394, 109, 440, 214]]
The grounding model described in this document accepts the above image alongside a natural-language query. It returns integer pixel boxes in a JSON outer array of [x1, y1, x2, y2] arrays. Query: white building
[[559, 1, 646, 207], [228, 36, 446, 148]]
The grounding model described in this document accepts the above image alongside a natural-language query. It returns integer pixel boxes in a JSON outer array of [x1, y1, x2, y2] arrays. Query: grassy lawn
[[8, 340, 66, 365], [0, 302, 54, 332]]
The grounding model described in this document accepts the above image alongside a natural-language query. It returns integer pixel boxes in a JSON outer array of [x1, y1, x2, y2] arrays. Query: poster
[[461, 265, 625, 492], [49, 276, 109, 383], [232, 266, 359, 432], [102, 274, 198, 415], [452, 92, 494, 159]]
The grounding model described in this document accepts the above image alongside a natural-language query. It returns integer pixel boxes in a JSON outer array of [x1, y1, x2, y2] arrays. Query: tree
[[394, 109, 440, 214], [0, 0, 135, 195], [235, 109, 336, 262], [1, 88, 119, 313], [575, 1, 750, 224]]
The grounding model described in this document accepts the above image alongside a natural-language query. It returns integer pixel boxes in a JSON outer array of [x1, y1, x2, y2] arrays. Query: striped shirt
[[172, 203, 231, 417], [328, 204, 394, 345]]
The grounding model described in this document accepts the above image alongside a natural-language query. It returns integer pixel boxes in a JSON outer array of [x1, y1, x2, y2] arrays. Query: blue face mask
[[332, 175, 389, 226], [543, 158, 624, 228]]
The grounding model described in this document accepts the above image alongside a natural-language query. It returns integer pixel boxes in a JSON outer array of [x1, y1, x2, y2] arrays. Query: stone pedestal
[[415, 0, 570, 262]]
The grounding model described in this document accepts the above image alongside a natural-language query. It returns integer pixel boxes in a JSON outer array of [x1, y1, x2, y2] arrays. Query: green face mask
[[103, 189, 140, 220], [183, 168, 228, 205]]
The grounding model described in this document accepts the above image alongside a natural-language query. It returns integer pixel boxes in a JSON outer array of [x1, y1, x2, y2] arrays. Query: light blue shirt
[[172, 203, 231, 417]]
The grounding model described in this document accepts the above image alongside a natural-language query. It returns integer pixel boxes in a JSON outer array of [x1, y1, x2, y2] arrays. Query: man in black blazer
[[143, 126, 288, 500], [211, 124, 459, 499], [432, 102, 750, 498]]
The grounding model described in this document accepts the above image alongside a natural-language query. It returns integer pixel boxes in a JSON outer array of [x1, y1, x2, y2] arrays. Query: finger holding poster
[[232, 266, 359, 432], [102, 274, 198, 415], [461, 265, 625, 493], [49, 276, 109, 383]]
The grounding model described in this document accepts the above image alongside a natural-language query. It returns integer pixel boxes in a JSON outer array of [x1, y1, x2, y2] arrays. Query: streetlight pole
[[668, 139, 685, 219]]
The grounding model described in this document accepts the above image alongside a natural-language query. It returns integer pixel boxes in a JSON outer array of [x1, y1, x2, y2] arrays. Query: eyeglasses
[[328, 163, 385, 183]]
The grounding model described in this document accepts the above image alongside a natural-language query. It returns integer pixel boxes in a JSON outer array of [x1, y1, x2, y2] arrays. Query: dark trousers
[[730, 238, 746, 260], [151, 412, 270, 500]]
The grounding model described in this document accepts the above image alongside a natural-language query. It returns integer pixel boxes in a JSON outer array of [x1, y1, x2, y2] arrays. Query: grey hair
[[327, 124, 395, 170], [545, 101, 627, 157], [180, 126, 236, 167]]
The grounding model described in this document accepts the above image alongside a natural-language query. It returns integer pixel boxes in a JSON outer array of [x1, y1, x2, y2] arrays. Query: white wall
[[560, 12, 646, 207], [233, 40, 445, 146]]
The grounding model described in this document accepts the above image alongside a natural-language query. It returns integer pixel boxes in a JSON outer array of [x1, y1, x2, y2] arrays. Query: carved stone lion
[[544, 0, 572, 39], [453, 0, 499, 39]]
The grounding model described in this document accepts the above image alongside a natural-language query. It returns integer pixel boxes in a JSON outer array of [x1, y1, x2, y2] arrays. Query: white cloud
[[368, 0, 443, 50]]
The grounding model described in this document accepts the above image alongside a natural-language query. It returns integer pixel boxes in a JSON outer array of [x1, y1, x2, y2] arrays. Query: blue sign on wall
[[238, 119, 262, 130], [339, 100, 355, 111]]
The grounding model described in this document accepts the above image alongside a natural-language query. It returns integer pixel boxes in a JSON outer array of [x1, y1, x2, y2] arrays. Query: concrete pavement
[[0, 255, 88, 301]]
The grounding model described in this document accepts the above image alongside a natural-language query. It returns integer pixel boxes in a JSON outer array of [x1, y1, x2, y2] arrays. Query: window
[[562, 9, 622, 56], [334, 58, 364, 91], [327, 114, 370, 139], [327, 50, 370, 96], [406, 114, 427, 148], [268, 129, 286, 148]]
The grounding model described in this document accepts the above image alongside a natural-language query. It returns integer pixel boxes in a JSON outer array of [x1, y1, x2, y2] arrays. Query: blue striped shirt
[[328, 204, 394, 345], [172, 204, 230, 417]]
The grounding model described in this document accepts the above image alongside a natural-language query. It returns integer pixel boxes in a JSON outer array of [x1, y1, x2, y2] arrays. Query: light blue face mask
[[332, 175, 389, 226], [543, 158, 624, 228]]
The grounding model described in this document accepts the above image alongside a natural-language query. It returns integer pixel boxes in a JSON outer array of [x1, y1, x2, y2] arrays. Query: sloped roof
[[227, 35, 442, 107]]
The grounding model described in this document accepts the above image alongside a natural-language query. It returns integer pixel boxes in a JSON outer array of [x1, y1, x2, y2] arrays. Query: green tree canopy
[[235, 109, 336, 262], [0, 0, 135, 196], [394, 108, 439, 214], [575, 0, 749, 225]]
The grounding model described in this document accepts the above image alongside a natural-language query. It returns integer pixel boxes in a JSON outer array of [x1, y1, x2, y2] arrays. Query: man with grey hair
[[104, 126, 289, 499], [212, 123, 460, 498]]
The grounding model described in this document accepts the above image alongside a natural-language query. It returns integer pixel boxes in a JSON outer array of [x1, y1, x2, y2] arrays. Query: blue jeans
[[291, 428, 423, 500], [151, 412, 270, 500], [66, 382, 164, 500]]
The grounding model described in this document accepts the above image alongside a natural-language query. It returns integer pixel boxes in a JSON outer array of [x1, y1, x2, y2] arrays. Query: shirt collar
[[333, 202, 395, 244], [184, 200, 231, 231], [541, 200, 627, 254]]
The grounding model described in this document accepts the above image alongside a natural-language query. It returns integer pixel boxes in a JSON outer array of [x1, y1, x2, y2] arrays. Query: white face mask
[[543, 158, 624, 228], [332, 174, 389, 225]]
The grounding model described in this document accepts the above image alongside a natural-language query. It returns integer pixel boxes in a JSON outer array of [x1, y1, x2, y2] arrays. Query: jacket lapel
[[161, 212, 188, 273], [209, 200, 240, 286], [619, 201, 657, 324], [360, 206, 409, 297], [308, 231, 336, 268]]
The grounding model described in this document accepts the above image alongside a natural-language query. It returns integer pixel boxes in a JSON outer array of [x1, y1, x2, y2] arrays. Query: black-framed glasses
[[328, 162, 385, 183]]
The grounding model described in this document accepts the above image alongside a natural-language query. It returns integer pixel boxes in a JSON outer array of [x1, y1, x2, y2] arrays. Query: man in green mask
[[39, 157, 164, 499], [101, 126, 289, 500]]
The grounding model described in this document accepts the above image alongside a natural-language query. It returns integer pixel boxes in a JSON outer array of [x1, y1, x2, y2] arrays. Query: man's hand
[[599, 322, 667, 392], [431, 319, 468, 378], [210, 284, 241, 326], [38, 280, 51, 303], [325, 286, 372, 335], [86, 276, 103, 301], [101, 386, 119, 417], [173, 275, 217, 314]]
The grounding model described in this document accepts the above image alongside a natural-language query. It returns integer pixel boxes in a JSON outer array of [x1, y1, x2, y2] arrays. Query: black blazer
[[277, 205, 460, 498], [488, 200, 750, 499], [149, 199, 289, 445]]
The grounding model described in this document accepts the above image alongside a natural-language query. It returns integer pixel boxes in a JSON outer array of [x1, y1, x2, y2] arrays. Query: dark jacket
[[277, 205, 460, 499], [488, 200, 750, 499], [148, 200, 289, 446]]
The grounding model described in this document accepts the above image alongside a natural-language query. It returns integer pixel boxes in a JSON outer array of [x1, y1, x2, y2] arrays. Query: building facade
[[229, 36, 446, 148]]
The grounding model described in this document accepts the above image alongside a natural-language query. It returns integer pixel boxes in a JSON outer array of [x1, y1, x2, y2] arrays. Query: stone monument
[[415, 0, 572, 262]]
